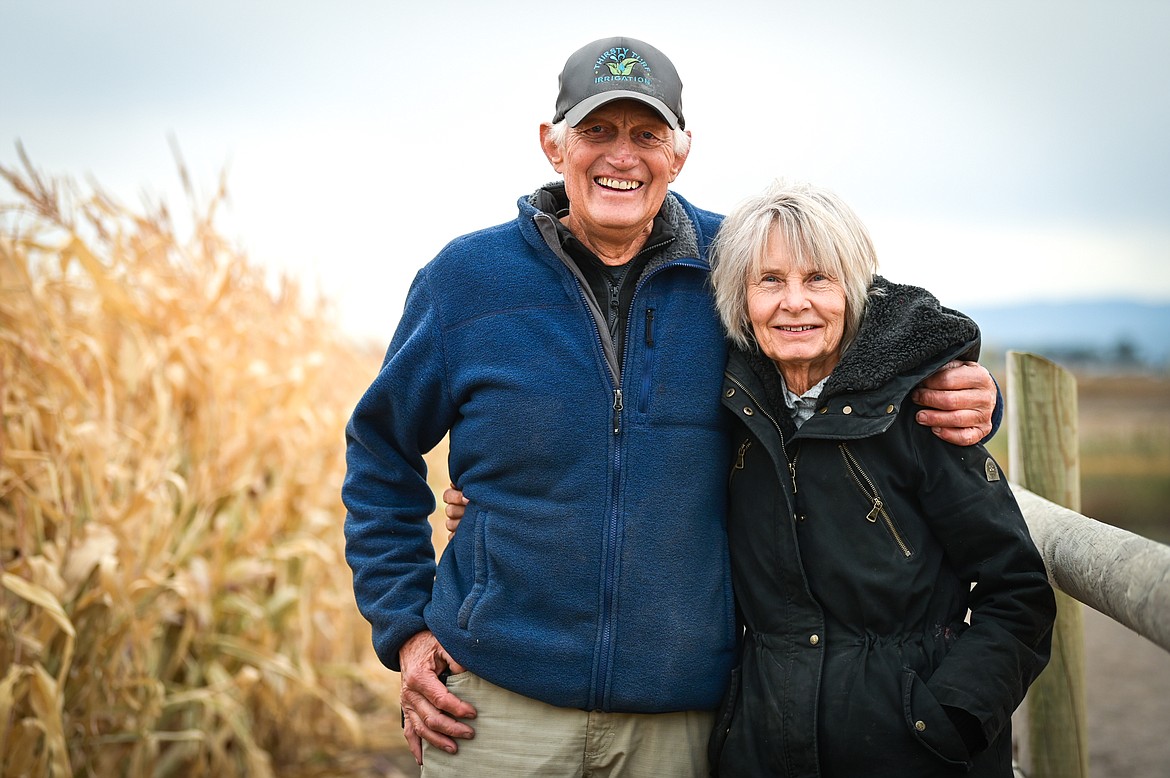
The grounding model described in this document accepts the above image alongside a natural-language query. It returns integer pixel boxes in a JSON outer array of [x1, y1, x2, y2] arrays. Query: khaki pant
[[420, 671, 713, 778]]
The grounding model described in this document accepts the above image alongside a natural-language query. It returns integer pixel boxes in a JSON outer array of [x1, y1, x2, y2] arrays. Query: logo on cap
[[606, 57, 640, 76], [594, 46, 653, 86]]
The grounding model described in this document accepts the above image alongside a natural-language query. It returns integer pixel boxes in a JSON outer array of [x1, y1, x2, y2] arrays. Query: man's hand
[[398, 630, 475, 764], [443, 483, 468, 539], [911, 360, 997, 446]]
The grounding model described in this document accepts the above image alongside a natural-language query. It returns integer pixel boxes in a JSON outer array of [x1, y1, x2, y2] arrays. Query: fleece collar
[[822, 276, 980, 400], [528, 182, 700, 270]]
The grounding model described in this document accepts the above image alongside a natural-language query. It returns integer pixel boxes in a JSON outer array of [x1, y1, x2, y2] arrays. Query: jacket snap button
[[842, 405, 853, 415], [886, 404, 895, 414], [809, 634, 820, 646], [743, 406, 754, 416], [915, 720, 927, 732], [725, 388, 735, 397], [818, 407, 828, 414]]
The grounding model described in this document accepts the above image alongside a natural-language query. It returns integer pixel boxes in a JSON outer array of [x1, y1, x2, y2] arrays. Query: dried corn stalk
[[0, 148, 406, 777]]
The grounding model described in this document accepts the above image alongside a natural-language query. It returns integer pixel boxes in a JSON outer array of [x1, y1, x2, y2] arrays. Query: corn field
[[0, 148, 413, 777]]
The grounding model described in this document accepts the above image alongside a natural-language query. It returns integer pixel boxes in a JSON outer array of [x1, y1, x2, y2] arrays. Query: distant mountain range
[[959, 299, 1170, 368]]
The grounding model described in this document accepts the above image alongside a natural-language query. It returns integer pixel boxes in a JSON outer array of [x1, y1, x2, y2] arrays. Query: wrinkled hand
[[911, 360, 996, 446], [398, 630, 475, 764], [443, 483, 468, 540]]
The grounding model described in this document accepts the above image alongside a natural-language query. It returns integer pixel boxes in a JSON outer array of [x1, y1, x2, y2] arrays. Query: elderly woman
[[707, 180, 1056, 777]]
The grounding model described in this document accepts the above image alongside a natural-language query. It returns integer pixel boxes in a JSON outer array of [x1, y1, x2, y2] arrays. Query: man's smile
[[595, 176, 643, 191]]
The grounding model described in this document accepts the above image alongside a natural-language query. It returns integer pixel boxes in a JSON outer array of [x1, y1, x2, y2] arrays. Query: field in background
[[1074, 374, 1170, 543], [0, 153, 410, 777], [982, 364, 1170, 544]]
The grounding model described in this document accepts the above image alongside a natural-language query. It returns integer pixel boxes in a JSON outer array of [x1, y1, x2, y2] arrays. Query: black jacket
[[711, 278, 1056, 777]]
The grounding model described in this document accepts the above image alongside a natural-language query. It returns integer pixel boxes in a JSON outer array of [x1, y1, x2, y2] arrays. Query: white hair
[[709, 179, 880, 352]]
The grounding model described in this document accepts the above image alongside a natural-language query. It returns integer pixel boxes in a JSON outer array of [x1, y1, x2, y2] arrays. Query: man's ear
[[539, 123, 563, 173], [670, 129, 692, 182]]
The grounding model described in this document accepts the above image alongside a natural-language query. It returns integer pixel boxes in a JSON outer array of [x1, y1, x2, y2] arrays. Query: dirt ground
[[1080, 604, 1170, 777], [371, 603, 1169, 777]]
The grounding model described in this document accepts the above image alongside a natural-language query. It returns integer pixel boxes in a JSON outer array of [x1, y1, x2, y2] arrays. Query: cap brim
[[564, 91, 680, 130]]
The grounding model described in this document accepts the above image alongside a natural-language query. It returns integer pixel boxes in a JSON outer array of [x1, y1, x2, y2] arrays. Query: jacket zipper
[[725, 374, 797, 496], [558, 263, 625, 709], [734, 439, 752, 469], [596, 298, 625, 709], [638, 308, 655, 413], [730, 438, 752, 487], [591, 257, 705, 710], [838, 443, 913, 557], [543, 211, 709, 709]]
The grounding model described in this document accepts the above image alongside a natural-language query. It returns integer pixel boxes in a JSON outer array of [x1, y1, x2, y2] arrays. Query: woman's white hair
[[709, 179, 879, 352], [545, 117, 692, 157]]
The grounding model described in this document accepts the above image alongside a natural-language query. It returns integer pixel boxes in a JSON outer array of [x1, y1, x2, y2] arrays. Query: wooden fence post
[[1007, 351, 1089, 778]]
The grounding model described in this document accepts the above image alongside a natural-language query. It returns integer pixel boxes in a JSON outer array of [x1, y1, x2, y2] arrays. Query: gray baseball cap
[[553, 37, 685, 130]]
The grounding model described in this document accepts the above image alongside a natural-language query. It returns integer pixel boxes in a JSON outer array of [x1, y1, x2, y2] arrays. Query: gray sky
[[3, 0, 1169, 342]]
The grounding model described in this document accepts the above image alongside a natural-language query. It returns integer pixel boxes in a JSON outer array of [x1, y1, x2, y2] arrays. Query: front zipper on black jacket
[[839, 443, 914, 558]]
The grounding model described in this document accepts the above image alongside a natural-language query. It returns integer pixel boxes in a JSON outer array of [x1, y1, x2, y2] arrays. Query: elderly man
[[343, 36, 998, 777]]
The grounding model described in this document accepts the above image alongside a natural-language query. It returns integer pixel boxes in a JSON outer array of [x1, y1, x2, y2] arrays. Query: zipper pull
[[789, 461, 798, 494], [865, 498, 883, 523], [735, 440, 751, 469], [644, 308, 655, 346], [612, 389, 624, 435]]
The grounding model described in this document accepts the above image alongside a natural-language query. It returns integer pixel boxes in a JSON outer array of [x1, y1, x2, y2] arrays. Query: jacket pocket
[[637, 307, 657, 413], [456, 508, 489, 630], [902, 667, 971, 767], [707, 664, 741, 774], [839, 443, 914, 558]]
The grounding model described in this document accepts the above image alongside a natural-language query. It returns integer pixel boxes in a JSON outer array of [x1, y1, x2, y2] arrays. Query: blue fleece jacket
[[343, 188, 736, 713]]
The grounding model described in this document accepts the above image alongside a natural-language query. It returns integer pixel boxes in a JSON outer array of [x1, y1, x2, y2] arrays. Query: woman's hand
[[442, 483, 468, 539]]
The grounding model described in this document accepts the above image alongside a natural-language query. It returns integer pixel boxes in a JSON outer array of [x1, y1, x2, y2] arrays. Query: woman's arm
[[910, 425, 1056, 751]]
